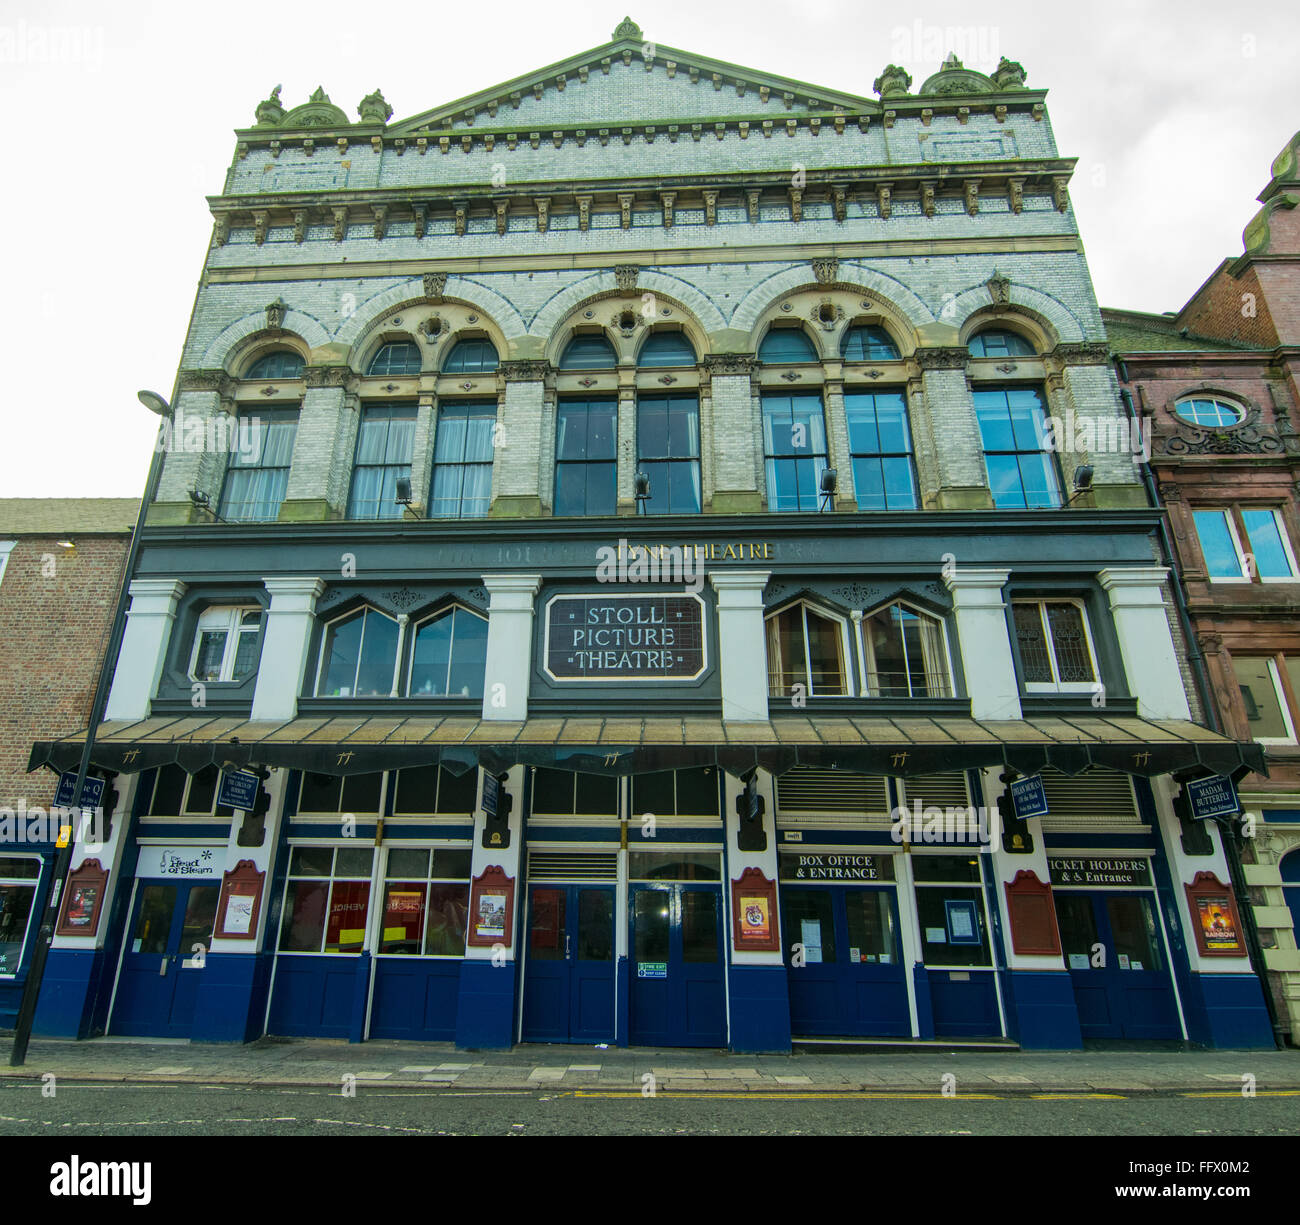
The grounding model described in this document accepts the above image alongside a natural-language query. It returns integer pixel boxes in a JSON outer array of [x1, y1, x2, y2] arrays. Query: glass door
[[521, 884, 615, 1043]]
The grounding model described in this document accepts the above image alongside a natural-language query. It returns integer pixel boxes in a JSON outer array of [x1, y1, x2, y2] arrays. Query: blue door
[[1056, 891, 1181, 1040], [521, 884, 616, 1043], [111, 881, 220, 1038], [629, 883, 726, 1047], [781, 886, 910, 1037]]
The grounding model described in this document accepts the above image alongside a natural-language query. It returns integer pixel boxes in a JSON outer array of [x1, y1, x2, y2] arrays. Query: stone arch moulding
[[541, 286, 715, 368], [334, 277, 527, 349], [529, 269, 727, 341], [200, 307, 331, 370], [731, 262, 936, 338], [949, 280, 1086, 347]]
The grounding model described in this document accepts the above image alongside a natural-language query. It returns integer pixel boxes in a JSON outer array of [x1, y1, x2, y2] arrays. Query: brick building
[[27, 22, 1273, 1050], [1104, 128, 1300, 1043], [0, 499, 136, 1023]]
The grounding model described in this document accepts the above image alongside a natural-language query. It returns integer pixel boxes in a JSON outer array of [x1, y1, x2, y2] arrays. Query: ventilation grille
[[527, 852, 619, 881], [1039, 769, 1141, 827], [775, 768, 890, 821], [898, 773, 972, 810]]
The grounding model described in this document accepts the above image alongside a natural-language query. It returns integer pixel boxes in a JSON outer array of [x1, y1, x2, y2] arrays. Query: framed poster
[[1184, 871, 1245, 957], [730, 867, 779, 952], [56, 859, 109, 937], [945, 898, 981, 944], [1004, 869, 1062, 956], [214, 859, 266, 940], [467, 865, 515, 948]]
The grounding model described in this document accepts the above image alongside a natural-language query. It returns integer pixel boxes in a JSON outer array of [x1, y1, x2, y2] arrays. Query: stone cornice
[[914, 347, 970, 370], [500, 359, 552, 383], [303, 364, 359, 390], [702, 354, 760, 376], [177, 369, 236, 397], [1048, 341, 1112, 367]]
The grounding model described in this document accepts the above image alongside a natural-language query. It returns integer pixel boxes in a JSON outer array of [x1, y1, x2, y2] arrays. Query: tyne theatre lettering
[[544, 593, 707, 681]]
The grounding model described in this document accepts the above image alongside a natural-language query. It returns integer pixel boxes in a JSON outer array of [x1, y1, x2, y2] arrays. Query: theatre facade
[[26, 22, 1275, 1050]]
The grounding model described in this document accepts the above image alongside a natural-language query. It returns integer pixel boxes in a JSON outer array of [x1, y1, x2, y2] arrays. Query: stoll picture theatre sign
[[544, 593, 707, 681]]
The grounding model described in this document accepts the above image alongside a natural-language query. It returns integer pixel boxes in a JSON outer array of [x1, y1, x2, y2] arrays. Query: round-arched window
[[758, 326, 818, 363], [967, 328, 1035, 358], [442, 338, 499, 374], [244, 350, 304, 379], [367, 341, 422, 376], [558, 333, 618, 370], [841, 325, 901, 362], [1173, 396, 1246, 428], [637, 330, 697, 368]]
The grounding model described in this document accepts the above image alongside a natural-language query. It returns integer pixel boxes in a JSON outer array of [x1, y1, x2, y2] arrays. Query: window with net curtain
[[347, 404, 416, 519], [316, 607, 400, 697], [409, 606, 488, 699], [430, 402, 495, 518], [637, 395, 700, 514], [861, 603, 950, 697], [762, 393, 828, 511], [765, 603, 847, 697], [218, 409, 298, 522]]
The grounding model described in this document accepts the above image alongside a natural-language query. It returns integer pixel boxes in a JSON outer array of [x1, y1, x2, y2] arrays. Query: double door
[[521, 884, 616, 1043], [112, 880, 219, 1037]]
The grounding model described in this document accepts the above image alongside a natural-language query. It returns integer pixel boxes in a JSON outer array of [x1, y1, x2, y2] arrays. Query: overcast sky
[[2, 0, 1296, 498]]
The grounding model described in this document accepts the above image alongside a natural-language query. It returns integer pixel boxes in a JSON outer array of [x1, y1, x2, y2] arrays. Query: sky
[[1, 0, 1296, 498]]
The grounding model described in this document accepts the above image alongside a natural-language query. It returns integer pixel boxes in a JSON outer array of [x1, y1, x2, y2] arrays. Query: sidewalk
[[4, 1036, 1299, 1093]]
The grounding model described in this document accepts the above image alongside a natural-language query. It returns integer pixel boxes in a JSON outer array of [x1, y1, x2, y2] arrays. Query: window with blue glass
[[408, 606, 488, 698], [218, 409, 298, 522], [759, 326, 818, 363], [1193, 506, 1299, 582], [1174, 396, 1245, 428], [430, 402, 495, 519], [762, 393, 828, 511], [637, 395, 700, 514], [973, 387, 1062, 509], [347, 404, 417, 520], [841, 325, 901, 362], [555, 399, 617, 516], [367, 341, 422, 377], [442, 338, 499, 374], [637, 330, 697, 368], [845, 391, 917, 510], [558, 333, 617, 370], [967, 328, 1035, 358], [244, 350, 304, 380]]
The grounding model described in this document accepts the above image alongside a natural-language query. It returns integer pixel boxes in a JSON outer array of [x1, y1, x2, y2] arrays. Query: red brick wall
[[0, 536, 129, 811], [1179, 263, 1282, 350]]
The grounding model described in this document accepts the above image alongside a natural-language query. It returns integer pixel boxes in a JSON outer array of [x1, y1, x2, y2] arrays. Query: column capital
[[483, 573, 542, 608], [126, 577, 187, 606], [709, 569, 771, 604], [1098, 565, 1169, 593], [263, 576, 327, 598], [943, 568, 1010, 609]]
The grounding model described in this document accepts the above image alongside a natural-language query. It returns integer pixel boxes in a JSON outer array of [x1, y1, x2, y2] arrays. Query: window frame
[[366, 341, 423, 377], [145, 764, 235, 819], [0, 854, 42, 978], [758, 325, 820, 364], [967, 328, 1036, 358], [558, 332, 618, 371], [217, 408, 299, 523], [1173, 396, 1247, 429], [346, 402, 418, 521], [278, 845, 377, 955], [377, 845, 473, 958], [243, 350, 304, 380], [761, 392, 830, 513], [859, 600, 954, 698], [844, 389, 919, 511], [765, 599, 853, 699], [553, 397, 618, 517], [314, 605, 402, 699], [187, 604, 264, 683], [840, 324, 902, 363], [441, 338, 499, 375], [1233, 654, 1299, 746], [1011, 598, 1101, 694], [429, 400, 496, 519], [406, 603, 489, 700], [1193, 505, 1300, 585], [636, 329, 698, 369], [973, 385, 1063, 510], [636, 393, 702, 515]]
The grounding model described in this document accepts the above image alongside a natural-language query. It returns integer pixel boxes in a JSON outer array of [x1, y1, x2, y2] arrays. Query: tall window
[[759, 326, 818, 363], [558, 334, 617, 370], [316, 607, 400, 697], [279, 846, 375, 954], [367, 341, 422, 376], [189, 606, 262, 682], [845, 391, 917, 510], [968, 328, 1035, 358], [0, 857, 40, 977], [379, 848, 472, 956], [147, 764, 235, 818], [442, 338, 498, 374], [861, 603, 950, 697], [841, 325, 901, 362], [637, 395, 700, 514], [766, 602, 847, 697], [1012, 599, 1098, 692], [762, 393, 828, 512], [408, 606, 488, 698], [1233, 655, 1300, 744], [555, 399, 617, 516], [430, 402, 495, 518], [974, 387, 1062, 509], [1193, 507, 1299, 582], [218, 410, 298, 522], [244, 350, 304, 380], [637, 331, 697, 368], [347, 404, 416, 520]]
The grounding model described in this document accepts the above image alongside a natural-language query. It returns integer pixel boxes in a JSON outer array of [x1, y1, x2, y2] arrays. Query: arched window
[[861, 603, 951, 697], [558, 333, 617, 370], [765, 602, 847, 697], [759, 326, 818, 363], [967, 328, 1036, 358], [840, 325, 901, 362], [408, 606, 488, 698], [637, 330, 697, 368], [367, 341, 422, 376], [316, 607, 400, 697], [442, 338, 499, 374], [1174, 396, 1246, 428], [244, 350, 304, 380]]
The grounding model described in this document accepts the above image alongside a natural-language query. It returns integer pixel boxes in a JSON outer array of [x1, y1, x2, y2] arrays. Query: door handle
[[565, 933, 571, 959]]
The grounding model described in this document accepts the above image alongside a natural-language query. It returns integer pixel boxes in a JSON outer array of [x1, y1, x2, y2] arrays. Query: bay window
[[766, 601, 848, 697], [861, 603, 951, 697], [408, 606, 488, 699], [189, 605, 263, 682], [316, 607, 400, 697]]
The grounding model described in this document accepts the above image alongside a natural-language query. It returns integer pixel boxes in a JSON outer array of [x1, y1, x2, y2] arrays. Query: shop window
[[244, 349, 304, 380], [147, 764, 235, 818], [845, 390, 917, 510], [408, 606, 488, 699], [1233, 655, 1299, 744], [554, 398, 617, 516], [762, 393, 829, 511], [278, 845, 375, 953], [1012, 599, 1099, 692], [0, 856, 40, 977], [765, 601, 848, 697], [189, 605, 263, 683], [631, 767, 719, 817], [217, 410, 298, 522], [296, 771, 384, 815], [974, 387, 1062, 509], [861, 602, 951, 697], [442, 338, 498, 374], [366, 341, 422, 377], [392, 765, 479, 814], [378, 847, 472, 956], [912, 855, 991, 967], [841, 325, 901, 362], [967, 328, 1035, 358], [347, 404, 417, 520], [558, 333, 617, 370], [759, 326, 818, 363], [530, 768, 617, 815], [637, 330, 697, 368], [782, 889, 836, 962], [1193, 507, 1299, 582], [628, 851, 721, 881], [637, 395, 701, 514], [430, 401, 495, 518], [316, 607, 400, 698], [1173, 396, 1246, 428]]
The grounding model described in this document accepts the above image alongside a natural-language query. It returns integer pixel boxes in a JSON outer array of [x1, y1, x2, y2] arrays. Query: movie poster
[[1196, 896, 1239, 951]]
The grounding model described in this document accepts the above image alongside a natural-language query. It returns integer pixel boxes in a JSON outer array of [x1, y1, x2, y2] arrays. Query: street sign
[[482, 772, 500, 819], [1186, 775, 1240, 821], [217, 769, 261, 812], [1010, 774, 1048, 820], [54, 772, 105, 810]]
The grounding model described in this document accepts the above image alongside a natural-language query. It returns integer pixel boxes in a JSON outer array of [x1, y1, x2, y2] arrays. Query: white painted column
[[481, 574, 541, 721], [465, 764, 525, 962], [1097, 567, 1192, 719], [709, 570, 771, 722], [724, 770, 782, 969], [943, 568, 1021, 720], [104, 579, 188, 721], [250, 577, 327, 722]]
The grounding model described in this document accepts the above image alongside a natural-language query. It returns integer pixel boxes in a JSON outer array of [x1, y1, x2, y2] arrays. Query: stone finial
[[266, 298, 286, 332], [613, 15, 642, 40], [872, 65, 912, 97], [358, 89, 393, 125], [941, 52, 963, 70], [254, 85, 284, 127], [992, 57, 1027, 89]]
